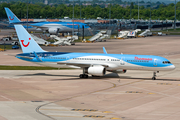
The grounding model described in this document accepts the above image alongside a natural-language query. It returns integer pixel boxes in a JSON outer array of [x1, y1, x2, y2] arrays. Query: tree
[[0, 1, 180, 20]]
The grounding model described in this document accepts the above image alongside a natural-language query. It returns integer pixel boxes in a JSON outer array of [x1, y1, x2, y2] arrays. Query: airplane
[[4, 7, 90, 34], [30, 22, 90, 34], [4, 7, 40, 31], [14, 24, 175, 80]]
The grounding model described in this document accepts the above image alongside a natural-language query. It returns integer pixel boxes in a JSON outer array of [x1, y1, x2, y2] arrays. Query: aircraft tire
[[85, 75, 88, 78], [79, 74, 83, 78], [79, 74, 88, 78]]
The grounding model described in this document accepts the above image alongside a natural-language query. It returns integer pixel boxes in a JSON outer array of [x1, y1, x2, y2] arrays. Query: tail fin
[[15, 25, 45, 53], [4, 7, 21, 24]]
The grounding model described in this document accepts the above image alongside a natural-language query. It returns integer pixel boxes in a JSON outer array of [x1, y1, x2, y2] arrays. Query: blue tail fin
[[14, 25, 45, 53], [4, 7, 21, 24]]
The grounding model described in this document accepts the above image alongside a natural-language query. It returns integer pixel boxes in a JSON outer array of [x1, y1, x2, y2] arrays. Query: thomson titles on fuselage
[[134, 57, 152, 61]]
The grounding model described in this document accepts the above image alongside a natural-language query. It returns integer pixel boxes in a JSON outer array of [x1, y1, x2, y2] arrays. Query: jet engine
[[84, 66, 106, 76], [48, 28, 60, 34], [108, 69, 127, 74]]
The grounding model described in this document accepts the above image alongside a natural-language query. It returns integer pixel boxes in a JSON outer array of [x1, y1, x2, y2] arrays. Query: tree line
[[0, 0, 159, 5], [0, 1, 180, 20]]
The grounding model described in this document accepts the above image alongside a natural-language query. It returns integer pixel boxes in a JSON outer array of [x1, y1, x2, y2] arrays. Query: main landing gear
[[79, 68, 89, 78], [79, 74, 88, 78], [152, 71, 159, 80]]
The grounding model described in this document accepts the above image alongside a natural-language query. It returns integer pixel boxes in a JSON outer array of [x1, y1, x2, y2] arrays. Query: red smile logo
[[21, 38, 31, 47], [9, 15, 15, 21]]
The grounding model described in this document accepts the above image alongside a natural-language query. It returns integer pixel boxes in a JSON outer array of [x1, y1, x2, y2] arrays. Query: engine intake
[[48, 28, 60, 34], [84, 66, 106, 76]]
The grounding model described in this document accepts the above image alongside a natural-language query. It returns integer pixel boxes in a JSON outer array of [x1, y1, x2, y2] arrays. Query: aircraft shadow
[[18, 73, 180, 81], [18, 73, 77, 77], [118, 77, 180, 81]]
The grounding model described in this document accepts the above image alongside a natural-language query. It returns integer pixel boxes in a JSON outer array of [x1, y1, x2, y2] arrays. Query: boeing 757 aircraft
[[14, 25, 175, 80], [5, 7, 90, 34]]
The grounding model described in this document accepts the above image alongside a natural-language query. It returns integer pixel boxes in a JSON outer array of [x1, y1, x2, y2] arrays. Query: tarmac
[[0, 35, 180, 120]]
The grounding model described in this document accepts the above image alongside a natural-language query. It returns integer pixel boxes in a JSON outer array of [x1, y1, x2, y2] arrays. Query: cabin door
[[66, 56, 70, 63], [120, 57, 125, 65], [153, 59, 157, 66]]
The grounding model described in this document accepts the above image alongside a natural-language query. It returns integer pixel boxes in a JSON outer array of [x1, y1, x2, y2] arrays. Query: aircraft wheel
[[85, 75, 88, 78], [152, 77, 156, 80], [15, 42, 18, 45], [92, 75, 100, 77], [79, 74, 83, 78], [79, 74, 88, 78]]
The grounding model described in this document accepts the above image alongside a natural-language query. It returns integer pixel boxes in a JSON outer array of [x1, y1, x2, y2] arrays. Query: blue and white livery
[[15, 25, 175, 80], [30, 22, 90, 34], [4, 7, 41, 31], [5, 7, 90, 34], [5, 7, 21, 24]]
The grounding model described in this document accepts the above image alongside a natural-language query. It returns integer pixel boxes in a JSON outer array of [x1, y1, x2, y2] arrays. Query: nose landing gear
[[152, 71, 159, 80]]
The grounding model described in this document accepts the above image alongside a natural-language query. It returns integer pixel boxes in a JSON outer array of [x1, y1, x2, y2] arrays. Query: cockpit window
[[163, 61, 171, 64]]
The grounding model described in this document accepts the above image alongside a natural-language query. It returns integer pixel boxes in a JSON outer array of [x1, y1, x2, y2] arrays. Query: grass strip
[[0, 65, 71, 70], [0, 45, 14, 50]]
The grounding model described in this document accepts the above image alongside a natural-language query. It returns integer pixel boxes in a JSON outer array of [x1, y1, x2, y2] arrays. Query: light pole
[[130, 0, 132, 20], [138, 0, 139, 20], [149, 0, 151, 30], [72, 0, 74, 36], [80, 0, 81, 19], [109, 3, 111, 26], [27, 0, 28, 31], [174, 0, 176, 30], [130, 0, 132, 29]]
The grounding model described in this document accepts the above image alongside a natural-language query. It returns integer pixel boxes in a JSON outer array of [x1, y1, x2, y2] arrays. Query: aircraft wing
[[29, 23, 49, 29], [57, 62, 109, 68], [30, 25, 48, 29], [30, 23, 59, 29]]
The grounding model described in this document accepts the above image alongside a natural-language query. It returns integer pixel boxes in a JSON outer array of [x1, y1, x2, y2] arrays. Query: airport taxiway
[[0, 35, 180, 120]]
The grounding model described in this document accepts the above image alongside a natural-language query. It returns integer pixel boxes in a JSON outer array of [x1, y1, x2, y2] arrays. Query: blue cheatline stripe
[[16, 52, 173, 68], [30, 22, 90, 29]]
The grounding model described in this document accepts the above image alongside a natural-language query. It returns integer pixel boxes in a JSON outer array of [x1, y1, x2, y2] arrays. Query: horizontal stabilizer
[[16, 56, 33, 59], [33, 51, 42, 62]]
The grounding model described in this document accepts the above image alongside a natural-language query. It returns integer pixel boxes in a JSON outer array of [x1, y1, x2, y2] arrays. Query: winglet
[[4, 7, 21, 24], [103, 47, 107, 54]]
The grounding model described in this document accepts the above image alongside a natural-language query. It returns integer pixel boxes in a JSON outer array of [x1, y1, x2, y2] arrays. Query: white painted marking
[[0, 95, 13, 101]]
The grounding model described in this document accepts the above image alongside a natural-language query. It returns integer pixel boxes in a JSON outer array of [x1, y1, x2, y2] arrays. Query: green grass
[[168, 32, 180, 35], [0, 45, 14, 50], [46, 39, 55, 43], [0, 65, 71, 70], [153, 28, 180, 35], [162, 28, 180, 32]]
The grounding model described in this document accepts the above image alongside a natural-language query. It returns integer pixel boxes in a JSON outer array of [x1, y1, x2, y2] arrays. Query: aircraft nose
[[169, 65, 175, 70]]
